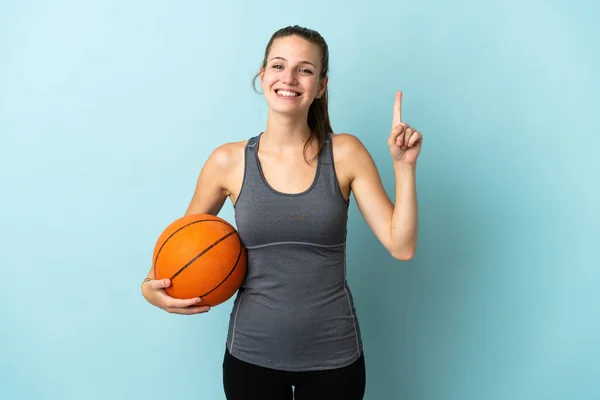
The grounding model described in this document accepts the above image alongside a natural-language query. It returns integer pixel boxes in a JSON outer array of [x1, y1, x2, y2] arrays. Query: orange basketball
[[152, 213, 247, 307]]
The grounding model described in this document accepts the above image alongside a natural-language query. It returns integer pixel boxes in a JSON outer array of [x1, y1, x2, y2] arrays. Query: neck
[[262, 112, 312, 151]]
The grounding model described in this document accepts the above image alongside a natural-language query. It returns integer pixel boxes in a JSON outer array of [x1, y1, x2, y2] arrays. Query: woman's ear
[[258, 67, 266, 92], [316, 76, 328, 99]]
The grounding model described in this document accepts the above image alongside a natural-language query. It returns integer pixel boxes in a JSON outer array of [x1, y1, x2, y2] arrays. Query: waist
[[243, 255, 346, 308], [226, 242, 362, 370], [227, 287, 362, 371]]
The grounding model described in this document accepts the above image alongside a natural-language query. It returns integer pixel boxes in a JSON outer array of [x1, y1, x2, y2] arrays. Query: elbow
[[390, 245, 416, 261], [391, 251, 414, 261]]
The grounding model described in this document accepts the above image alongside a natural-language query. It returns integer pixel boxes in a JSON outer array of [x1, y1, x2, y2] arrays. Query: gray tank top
[[226, 132, 363, 371]]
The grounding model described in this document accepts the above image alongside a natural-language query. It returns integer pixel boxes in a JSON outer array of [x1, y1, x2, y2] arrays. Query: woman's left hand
[[388, 91, 423, 165]]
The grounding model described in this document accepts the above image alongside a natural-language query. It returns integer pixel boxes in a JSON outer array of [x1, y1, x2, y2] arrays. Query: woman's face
[[260, 35, 328, 117]]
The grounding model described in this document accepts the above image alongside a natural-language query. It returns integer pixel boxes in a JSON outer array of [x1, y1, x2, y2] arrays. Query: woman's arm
[[344, 136, 418, 260], [185, 143, 238, 216], [143, 142, 237, 284], [345, 91, 422, 260]]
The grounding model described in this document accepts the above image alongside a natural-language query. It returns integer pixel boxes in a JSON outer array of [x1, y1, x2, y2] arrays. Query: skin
[[141, 35, 423, 315]]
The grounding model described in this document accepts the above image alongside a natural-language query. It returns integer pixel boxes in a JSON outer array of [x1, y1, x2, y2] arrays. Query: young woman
[[141, 25, 422, 400]]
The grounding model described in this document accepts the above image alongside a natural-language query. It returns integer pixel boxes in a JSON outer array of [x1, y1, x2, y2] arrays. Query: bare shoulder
[[331, 133, 373, 177], [207, 139, 247, 170], [205, 138, 248, 202], [331, 132, 370, 157], [186, 138, 247, 215], [328, 133, 373, 198]]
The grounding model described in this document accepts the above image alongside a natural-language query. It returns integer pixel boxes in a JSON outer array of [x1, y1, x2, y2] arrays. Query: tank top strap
[[245, 134, 260, 158], [317, 132, 347, 203], [243, 133, 262, 178], [233, 134, 261, 209]]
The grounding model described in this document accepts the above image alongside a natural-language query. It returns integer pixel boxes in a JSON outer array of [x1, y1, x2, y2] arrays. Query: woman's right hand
[[142, 278, 210, 315]]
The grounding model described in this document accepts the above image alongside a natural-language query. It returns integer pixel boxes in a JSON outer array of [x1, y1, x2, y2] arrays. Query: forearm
[[389, 162, 418, 259]]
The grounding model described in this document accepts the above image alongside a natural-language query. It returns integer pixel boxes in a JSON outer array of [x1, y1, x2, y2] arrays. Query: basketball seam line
[[169, 230, 237, 281], [154, 219, 245, 299], [197, 235, 244, 298], [153, 218, 234, 271]]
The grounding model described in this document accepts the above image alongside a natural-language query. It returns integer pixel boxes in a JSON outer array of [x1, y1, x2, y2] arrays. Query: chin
[[266, 99, 308, 116]]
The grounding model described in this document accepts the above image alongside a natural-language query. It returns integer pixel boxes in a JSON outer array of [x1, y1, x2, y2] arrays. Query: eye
[[271, 64, 283, 70], [300, 68, 313, 74]]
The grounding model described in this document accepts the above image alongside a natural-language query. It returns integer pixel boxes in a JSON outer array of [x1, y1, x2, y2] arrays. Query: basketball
[[152, 213, 247, 307]]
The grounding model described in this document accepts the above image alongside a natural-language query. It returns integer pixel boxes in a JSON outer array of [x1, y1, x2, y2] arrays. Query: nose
[[281, 68, 298, 85]]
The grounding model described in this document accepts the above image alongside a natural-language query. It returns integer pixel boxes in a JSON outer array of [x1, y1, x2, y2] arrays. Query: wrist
[[393, 160, 417, 172], [141, 277, 152, 293]]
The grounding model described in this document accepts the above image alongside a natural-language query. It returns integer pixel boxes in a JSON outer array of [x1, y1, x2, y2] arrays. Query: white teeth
[[276, 90, 298, 97]]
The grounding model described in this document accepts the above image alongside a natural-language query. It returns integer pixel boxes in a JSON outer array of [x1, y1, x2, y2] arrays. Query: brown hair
[[252, 25, 332, 163]]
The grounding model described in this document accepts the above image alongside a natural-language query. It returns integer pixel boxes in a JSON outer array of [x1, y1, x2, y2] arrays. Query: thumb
[[150, 278, 171, 290]]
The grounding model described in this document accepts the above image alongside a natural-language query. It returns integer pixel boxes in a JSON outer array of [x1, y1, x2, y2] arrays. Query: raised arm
[[348, 91, 423, 260]]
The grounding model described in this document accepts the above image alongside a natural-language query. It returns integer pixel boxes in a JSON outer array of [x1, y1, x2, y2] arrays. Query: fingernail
[[196, 298, 202, 303]]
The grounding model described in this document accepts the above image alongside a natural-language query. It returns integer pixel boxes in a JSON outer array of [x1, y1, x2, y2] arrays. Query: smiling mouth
[[275, 89, 302, 98]]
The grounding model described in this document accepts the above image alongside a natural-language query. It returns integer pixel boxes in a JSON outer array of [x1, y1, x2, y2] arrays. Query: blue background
[[1, 0, 598, 399]]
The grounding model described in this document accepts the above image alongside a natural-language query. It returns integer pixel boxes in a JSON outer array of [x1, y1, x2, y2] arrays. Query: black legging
[[222, 348, 366, 400]]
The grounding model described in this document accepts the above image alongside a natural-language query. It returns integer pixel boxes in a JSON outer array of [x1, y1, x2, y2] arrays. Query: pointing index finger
[[393, 90, 402, 127]]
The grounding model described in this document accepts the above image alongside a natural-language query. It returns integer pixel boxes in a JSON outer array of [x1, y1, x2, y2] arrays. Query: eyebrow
[[269, 57, 316, 68]]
